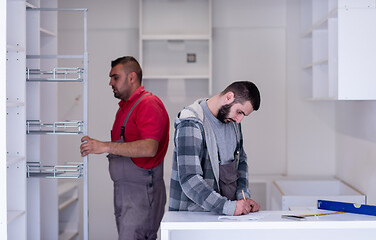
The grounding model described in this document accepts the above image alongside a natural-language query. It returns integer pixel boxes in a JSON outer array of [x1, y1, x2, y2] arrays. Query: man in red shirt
[[80, 56, 169, 240]]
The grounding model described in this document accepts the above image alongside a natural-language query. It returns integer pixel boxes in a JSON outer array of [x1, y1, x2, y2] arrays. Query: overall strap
[[120, 93, 150, 139], [232, 122, 241, 167]]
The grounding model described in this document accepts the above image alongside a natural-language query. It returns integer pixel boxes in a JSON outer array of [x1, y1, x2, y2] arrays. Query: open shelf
[[58, 183, 79, 240], [301, 8, 338, 38], [59, 196, 79, 211], [140, 0, 212, 95]]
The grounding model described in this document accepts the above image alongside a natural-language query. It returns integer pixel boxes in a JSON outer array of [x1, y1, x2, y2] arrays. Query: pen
[[281, 212, 344, 221], [242, 190, 253, 211], [292, 212, 345, 217]]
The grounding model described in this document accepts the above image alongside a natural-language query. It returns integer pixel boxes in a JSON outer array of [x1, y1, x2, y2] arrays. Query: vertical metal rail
[[83, 8, 89, 240]]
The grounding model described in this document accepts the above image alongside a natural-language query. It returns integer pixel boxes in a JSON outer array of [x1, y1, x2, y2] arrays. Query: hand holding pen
[[234, 190, 261, 216]]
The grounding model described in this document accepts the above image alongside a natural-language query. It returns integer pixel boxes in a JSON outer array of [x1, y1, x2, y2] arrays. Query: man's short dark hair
[[221, 81, 261, 111], [111, 56, 143, 83]]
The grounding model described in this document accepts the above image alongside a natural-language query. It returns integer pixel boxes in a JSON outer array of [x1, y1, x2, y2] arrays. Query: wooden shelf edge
[[59, 231, 79, 240], [7, 210, 26, 224], [301, 8, 338, 38], [301, 58, 328, 70], [26, 1, 38, 9], [312, 58, 328, 66], [40, 27, 57, 37], [59, 197, 78, 211], [302, 64, 313, 70]]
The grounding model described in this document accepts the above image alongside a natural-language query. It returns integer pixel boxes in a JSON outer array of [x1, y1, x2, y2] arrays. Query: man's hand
[[80, 136, 108, 157], [234, 198, 261, 216]]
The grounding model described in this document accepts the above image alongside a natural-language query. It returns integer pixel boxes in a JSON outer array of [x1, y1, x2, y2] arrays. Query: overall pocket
[[219, 160, 239, 201]]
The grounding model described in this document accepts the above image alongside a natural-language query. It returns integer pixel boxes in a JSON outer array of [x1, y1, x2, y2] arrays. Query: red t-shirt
[[111, 86, 169, 169]]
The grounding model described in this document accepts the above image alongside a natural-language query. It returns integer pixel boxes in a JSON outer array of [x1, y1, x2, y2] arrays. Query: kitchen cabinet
[[3, 1, 88, 239], [300, 0, 376, 100]]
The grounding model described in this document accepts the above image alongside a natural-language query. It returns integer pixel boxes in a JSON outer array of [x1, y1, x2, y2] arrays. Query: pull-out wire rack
[[27, 162, 84, 178], [26, 120, 84, 134], [26, 67, 84, 82]]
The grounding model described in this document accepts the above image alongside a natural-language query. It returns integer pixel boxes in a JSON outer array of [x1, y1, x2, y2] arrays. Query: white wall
[[287, 0, 336, 176], [213, 0, 288, 176], [336, 101, 376, 205], [55, 0, 376, 239]]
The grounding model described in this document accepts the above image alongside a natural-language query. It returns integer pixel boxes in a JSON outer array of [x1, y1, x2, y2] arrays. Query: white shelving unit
[[4, 1, 88, 239], [25, 2, 88, 239], [300, 0, 376, 100], [5, 0, 27, 239], [139, 0, 212, 95]]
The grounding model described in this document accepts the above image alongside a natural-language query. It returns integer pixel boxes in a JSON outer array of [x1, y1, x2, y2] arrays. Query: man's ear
[[224, 91, 235, 104], [128, 72, 137, 84]]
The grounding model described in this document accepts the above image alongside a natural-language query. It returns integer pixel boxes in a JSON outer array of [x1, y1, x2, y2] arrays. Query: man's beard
[[113, 91, 121, 99], [217, 102, 234, 123]]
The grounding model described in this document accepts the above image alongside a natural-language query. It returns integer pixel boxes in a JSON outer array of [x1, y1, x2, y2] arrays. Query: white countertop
[[161, 210, 376, 240]]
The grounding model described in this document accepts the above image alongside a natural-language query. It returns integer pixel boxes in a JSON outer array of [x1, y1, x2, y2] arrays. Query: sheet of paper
[[218, 212, 270, 221]]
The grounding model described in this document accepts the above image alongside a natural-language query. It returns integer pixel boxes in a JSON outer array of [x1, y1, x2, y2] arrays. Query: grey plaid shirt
[[169, 99, 250, 215]]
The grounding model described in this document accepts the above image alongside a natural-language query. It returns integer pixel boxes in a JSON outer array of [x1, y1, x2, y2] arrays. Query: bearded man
[[169, 81, 261, 216]]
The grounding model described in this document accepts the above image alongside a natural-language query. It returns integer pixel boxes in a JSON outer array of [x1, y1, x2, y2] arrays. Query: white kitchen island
[[161, 210, 376, 240]]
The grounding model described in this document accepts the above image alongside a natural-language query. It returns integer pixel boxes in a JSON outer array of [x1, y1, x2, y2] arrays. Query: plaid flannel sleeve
[[175, 120, 229, 214]]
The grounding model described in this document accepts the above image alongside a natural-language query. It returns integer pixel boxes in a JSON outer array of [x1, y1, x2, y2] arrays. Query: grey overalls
[[107, 93, 166, 240]]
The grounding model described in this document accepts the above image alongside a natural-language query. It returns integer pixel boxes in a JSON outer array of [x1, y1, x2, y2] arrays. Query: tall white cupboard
[[3, 0, 88, 239]]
